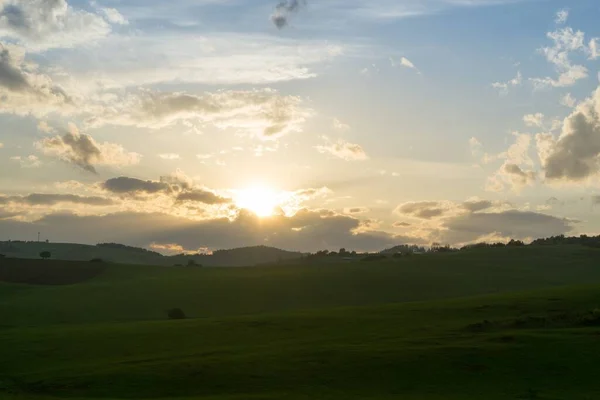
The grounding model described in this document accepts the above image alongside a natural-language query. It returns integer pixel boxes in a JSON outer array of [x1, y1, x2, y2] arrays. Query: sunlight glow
[[234, 186, 281, 217]]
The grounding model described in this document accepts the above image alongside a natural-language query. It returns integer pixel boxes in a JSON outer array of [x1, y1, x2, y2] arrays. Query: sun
[[234, 186, 281, 217]]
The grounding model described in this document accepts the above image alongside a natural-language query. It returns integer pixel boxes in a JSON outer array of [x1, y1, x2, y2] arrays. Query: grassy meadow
[[2, 245, 600, 399]]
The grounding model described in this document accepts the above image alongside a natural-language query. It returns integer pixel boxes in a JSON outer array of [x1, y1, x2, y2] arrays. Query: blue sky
[[0, 0, 599, 253]]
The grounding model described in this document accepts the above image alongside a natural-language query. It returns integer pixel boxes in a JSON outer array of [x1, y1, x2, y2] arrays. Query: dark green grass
[[2, 245, 600, 327], [2, 285, 600, 399], [3, 245, 600, 399]]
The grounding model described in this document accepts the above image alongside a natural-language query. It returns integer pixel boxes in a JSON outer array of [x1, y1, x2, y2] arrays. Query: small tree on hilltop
[[40, 251, 51, 260], [168, 308, 186, 320]]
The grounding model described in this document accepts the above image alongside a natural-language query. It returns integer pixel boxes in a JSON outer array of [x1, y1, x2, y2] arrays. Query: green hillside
[[0, 241, 303, 266], [2, 245, 600, 399]]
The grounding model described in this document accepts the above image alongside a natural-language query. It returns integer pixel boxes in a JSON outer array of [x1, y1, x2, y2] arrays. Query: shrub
[[39, 251, 51, 260], [167, 308, 186, 320]]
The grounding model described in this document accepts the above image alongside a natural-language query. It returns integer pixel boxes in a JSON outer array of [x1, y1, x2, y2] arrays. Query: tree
[[167, 308, 186, 320], [40, 251, 51, 260]]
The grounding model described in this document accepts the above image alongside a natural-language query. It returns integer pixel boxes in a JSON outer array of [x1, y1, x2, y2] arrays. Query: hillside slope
[[2, 245, 600, 327], [0, 241, 303, 266]]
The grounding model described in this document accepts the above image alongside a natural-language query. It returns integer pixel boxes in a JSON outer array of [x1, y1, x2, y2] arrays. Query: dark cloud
[[393, 222, 411, 228], [541, 87, 600, 181], [504, 163, 536, 186], [271, 0, 305, 29], [0, 209, 418, 253], [0, 44, 29, 91], [37, 126, 140, 173], [461, 200, 494, 213], [345, 207, 369, 214], [437, 210, 575, 244], [0, 193, 113, 206], [103, 177, 171, 194], [176, 190, 231, 205], [39, 130, 101, 173], [396, 201, 448, 219]]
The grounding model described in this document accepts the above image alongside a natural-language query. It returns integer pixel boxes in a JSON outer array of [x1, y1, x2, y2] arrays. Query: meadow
[[2, 245, 600, 399]]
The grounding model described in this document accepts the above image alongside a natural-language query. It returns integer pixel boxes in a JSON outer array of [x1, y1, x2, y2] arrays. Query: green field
[[2, 245, 600, 399]]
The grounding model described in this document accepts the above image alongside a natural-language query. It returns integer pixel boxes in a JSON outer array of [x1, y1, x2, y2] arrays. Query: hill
[[3, 245, 600, 399], [0, 241, 303, 267]]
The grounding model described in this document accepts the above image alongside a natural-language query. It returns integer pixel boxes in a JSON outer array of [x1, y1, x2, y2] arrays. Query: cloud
[[395, 201, 454, 220], [316, 139, 368, 161], [0, 193, 113, 206], [492, 71, 522, 94], [485, 132, 536, 192], [0, 0, 114, 51], [461, 200, 494, 213], [86, 89, 311, 140], [0, 208, 419, 253], [561, 93, 576, 108], [37, 120, 55, 134], [523, 113, 544, 128], [159, 153, 180, 160], [0, 142, 3, 148], [98, 7, 128, 26], [271, 0, 305, 29], [344, 207, 369, 214], [102, 177, 172, 195], [530, 27, 595, 88], [0, 43, 71, 116], [332, 118, 350, 131], [393, 221, 411, 228], [102, 172, 230, 206], [10, 155, 41, 168], [503, 163, 536, 186], [176, 190, 231, 205], [555, 9, 569, 25], [538, 85, 600, 182], [436, 210, 575, 245], [36, 124, 141, 173], [390, 56, 420, 73]]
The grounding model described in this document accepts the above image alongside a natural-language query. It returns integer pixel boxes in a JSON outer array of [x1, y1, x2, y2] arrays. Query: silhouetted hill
[[0, 241, 303, 267]]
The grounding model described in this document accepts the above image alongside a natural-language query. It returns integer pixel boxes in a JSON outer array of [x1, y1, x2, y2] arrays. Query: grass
[[2, 245, 600, 399]]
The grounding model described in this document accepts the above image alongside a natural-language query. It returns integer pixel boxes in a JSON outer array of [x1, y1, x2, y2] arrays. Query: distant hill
[[0, 241, 303, 267]]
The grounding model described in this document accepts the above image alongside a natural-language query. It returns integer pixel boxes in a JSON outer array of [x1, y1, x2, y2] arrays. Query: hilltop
[[0, 241, 303, 267]]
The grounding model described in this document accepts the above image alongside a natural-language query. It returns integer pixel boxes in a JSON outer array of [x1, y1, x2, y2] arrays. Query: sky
[[1, 0, 600, 254]]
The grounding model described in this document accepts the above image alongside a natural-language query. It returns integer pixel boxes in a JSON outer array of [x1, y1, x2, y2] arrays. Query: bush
[[167, 308, 186, 320], [39, 251, 51, 260]]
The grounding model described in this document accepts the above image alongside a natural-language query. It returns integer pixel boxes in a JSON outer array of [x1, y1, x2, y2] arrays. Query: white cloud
[[561, 93, 576, 108], [469, 137, 483, 158], [523, 113, 545, 128], [0, 43, 72, 117], [100, 8, 128, 25], [36, 124, 141, 173], [492, 71, 522, 94], [57, 34, 345, 88], [316, 139, 368, 161], [530, 27, 597, 88], [555, 9, 569, 25], [0, 0, 113, 51], [486, 132, 536, 192], [390, 56, 420, 73], [85, 89, 312, 140], [37, 120, 55, 134], [10, 154, 41, 168], [332, 118, 350, 131]]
